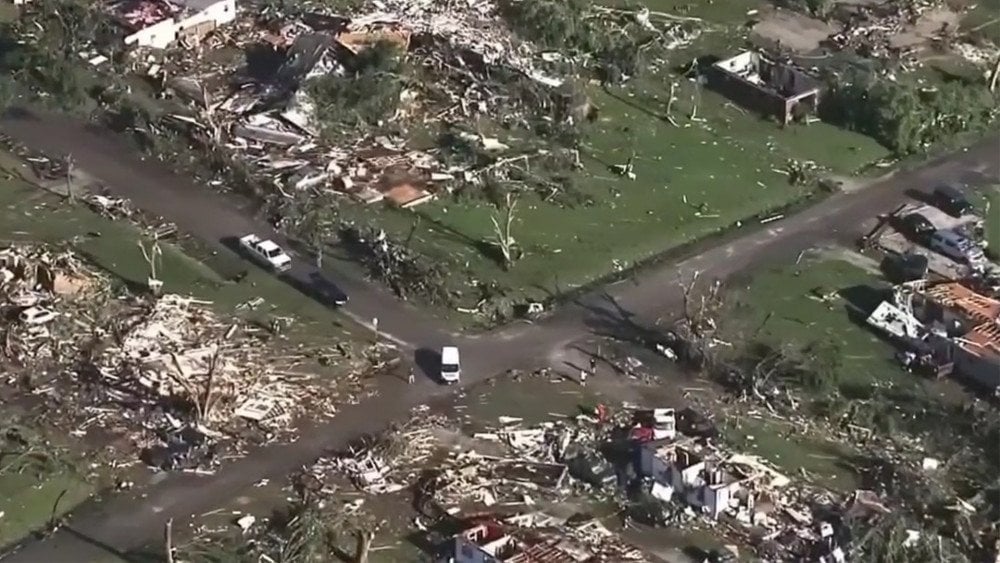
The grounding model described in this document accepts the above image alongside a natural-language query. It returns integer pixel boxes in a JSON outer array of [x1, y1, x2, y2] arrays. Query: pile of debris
[[321, 402, 865, 560], [0, 244, 106, 367], [827, 0, 953, 62], [312, 407, 451, 493], [0, 243, 369, 471], [94, 294, 303, 427], [138, 0, 707, 214], [340, 225, 452, 303]]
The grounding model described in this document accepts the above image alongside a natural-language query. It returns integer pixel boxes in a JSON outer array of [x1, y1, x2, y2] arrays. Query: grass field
[[0, 417, 102, 550], [0, 470, 94, 548], [721, 414, 859, 492], [342, 44, 888, 311], [722, 251, 910, 393]]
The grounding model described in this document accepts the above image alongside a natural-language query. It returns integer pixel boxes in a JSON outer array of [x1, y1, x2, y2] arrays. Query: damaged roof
[[922, 281, 1000, 324]]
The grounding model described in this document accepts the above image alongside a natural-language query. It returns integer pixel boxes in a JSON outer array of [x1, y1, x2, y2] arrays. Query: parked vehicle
[[440, 346, 461, 384], [307, 272, 349, 306], [899, 213, 935, 243], [239, 234, 292, 272], [931, 185, 973, 217], [929, 229, 985, 265]]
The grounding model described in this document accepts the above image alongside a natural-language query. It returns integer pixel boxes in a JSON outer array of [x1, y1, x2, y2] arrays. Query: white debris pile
[[504, 512, 647, 561], [319, 408, 450, 493], [347, 0, 540, 75], [427, 449, 570, 508], [97, 294, 307, 430]]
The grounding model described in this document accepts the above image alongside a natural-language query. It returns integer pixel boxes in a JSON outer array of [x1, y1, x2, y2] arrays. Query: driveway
[[0, 109, 996, 561]]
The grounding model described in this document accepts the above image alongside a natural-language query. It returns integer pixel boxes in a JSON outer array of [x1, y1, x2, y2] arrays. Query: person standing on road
[[589, 356, 597, 376], [408, 368, 415, 384], [579, 369, 588, 386]]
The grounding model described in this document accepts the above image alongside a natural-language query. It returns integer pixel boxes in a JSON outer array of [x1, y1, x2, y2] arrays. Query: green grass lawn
[[343, 47, 887, 310], [0, 179, 358, 345], [0, 470, 94, 548], [0, 419, 101, 550], [722, 251, 910, 393], [722, 415, 860, 492]]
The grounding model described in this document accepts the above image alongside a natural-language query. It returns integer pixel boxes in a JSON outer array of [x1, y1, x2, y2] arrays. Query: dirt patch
[[890, 7, 961, 49], [816, 245, 884, 275], [753, 9, 841, 53]]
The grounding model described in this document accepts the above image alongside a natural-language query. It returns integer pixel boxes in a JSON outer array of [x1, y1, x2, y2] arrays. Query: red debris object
[[595, 403, 608, 423], [630, 426, 654, 442]]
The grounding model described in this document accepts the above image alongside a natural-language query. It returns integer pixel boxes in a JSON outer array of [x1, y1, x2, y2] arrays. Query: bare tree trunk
[[199, 345, 223, 422], [165, 518, 175, 563], [138, 238, 164, 295], [990, 57, 1000, 92], [64, 154, 75, 202], [491, 193, 519, 270], [355, 529, 374, 563], [48, 488, 68, 532], [665, 82, 679, 126]]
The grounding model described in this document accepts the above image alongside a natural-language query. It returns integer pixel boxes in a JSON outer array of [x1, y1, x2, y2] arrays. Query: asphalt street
[[0, 109, 996, 561]]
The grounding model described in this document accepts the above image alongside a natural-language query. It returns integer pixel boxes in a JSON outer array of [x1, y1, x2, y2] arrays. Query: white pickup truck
[[239, 234, 292, 272]]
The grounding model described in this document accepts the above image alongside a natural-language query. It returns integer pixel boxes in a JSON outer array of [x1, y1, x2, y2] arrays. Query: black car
[[931, 185, 973, 217], [307, 272, 349, 306], [899, 213, 935, 242]]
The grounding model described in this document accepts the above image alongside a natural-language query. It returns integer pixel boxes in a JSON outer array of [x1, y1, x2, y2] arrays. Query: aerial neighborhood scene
[[0, 0, 999, 560]]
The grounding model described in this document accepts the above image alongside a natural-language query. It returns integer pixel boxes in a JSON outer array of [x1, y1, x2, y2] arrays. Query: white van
[[929, 229, 985, 266], [440, 346, 461, 384]]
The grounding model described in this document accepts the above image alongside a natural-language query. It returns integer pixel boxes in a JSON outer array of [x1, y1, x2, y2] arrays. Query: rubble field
[[2, 0, 995, 327], [79, 0, 908, 320], [0, 240, 384, 463], [0, 195, 391, 548], [126, 302, 1000, 563], [165, 371, 894, 562]]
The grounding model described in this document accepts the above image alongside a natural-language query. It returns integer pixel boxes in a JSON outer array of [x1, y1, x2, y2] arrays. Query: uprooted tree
[[307, 40, 407, 141], [498, 0, 662, 83], [339, 225, 452, 305]]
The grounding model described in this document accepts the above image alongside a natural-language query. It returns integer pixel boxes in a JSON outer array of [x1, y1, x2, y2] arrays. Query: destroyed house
[[638, 441, 741, 519], [454, 520, 588, 563], [112, 0, 237, 49], [919, 282, 1000, 391], [708, 51, 821, 125]]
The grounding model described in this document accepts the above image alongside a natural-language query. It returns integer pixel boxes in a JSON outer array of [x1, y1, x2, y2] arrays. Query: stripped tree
[[490, 192, 520, 270], [137, 236, 164, 295]]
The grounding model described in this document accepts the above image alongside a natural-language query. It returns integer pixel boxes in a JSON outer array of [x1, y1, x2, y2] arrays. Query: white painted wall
[[124, 18, 178, 49], [123, 0, 237, 49]]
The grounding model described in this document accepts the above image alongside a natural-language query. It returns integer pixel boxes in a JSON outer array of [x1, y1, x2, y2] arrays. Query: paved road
[[1, 109, 996, 562]]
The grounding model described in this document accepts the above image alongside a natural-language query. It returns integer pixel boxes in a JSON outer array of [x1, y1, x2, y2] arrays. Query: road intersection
[[1, 109, 996, 561]]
